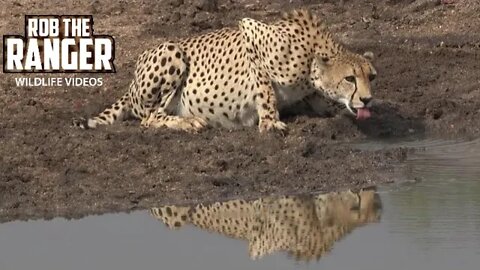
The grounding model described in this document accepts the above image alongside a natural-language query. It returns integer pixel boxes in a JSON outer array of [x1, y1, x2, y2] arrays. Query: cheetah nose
[[360, 97, 373, 106]]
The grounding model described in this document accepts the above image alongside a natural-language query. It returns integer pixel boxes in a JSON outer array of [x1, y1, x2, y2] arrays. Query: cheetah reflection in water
[[150, 188, 381, 261]]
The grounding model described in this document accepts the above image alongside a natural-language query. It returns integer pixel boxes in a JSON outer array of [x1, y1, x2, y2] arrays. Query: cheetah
[[74, 9, 377, 133], [150, 188, 381, 261]]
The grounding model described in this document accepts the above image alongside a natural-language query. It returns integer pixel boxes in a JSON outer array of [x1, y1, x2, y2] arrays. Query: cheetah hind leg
[[138, 71, 207, 133], [72, 85, 132, 129], [134, 43, 207, 133], [142, 109, 208, 133]]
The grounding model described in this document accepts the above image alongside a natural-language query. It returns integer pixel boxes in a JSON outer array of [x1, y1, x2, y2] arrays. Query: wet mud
[[0, 0, 479, 222]]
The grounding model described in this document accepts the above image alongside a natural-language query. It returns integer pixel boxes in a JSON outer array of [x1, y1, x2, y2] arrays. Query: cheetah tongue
[[356, 108, 371, 120]]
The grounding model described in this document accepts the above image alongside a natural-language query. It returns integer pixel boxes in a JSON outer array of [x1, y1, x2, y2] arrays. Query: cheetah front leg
[[253, 70, 287, 133]]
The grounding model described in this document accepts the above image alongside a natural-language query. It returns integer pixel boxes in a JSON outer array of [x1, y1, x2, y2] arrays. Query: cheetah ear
[[363, 51, 374, 61]]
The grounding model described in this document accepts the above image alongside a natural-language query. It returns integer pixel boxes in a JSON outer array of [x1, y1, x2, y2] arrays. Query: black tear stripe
[[350, 67, 360, 103], [350, 80, 358, 103]]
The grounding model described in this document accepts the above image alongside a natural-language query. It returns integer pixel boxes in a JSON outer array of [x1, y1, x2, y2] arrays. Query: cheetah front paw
[[259, 119, 288, 134]]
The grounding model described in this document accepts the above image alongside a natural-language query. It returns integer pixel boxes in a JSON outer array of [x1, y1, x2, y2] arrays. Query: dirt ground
[[1, 0, 479, 223]]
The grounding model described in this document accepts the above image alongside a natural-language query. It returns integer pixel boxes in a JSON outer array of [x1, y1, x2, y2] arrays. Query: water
[[1, 138, 479, 270]]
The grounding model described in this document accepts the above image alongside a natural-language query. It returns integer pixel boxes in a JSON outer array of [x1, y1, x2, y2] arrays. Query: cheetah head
[[342, 187, 382, 223], [319, 187, 382, 226], [310, 51, 377, 120]]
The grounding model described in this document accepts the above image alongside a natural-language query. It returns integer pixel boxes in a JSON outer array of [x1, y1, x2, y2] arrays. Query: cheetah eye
[[368, 74, 376, 81], [345, 76, 356, 83]]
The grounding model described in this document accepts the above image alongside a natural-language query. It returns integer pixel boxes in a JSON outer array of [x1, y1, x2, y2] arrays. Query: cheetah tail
[[73, 81, 134, 129]]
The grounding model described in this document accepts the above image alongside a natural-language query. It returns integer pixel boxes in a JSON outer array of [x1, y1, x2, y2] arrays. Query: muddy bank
[[1, 0, 479, 222]]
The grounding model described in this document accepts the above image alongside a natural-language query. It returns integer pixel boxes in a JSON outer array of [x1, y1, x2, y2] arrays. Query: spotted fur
[[73, 9, 376, 133], [151, 188, 381, 261]]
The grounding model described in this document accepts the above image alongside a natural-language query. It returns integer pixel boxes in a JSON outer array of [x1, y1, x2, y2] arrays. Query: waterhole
[[1, 138, 479, 270]]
